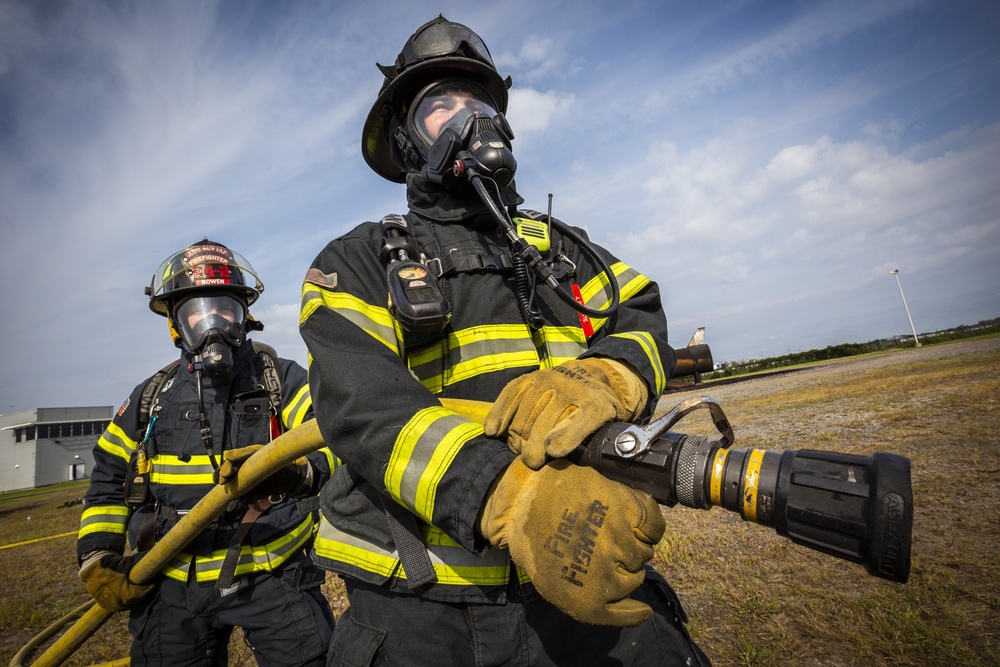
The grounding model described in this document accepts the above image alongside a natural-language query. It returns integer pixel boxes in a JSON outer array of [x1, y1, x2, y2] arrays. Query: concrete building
[[0, 406, 112, 492]]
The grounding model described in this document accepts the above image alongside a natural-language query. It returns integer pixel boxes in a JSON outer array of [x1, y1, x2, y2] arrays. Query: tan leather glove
[[479, 457, 665, 627], [214, 445, 315, 499], [484, 358, 649, 469], [79, 550, 156, 611]]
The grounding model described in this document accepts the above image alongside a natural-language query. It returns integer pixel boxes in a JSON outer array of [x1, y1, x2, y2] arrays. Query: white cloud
[[653, 0, 930, 109], [625, 122, 1000, 269], [0, 1, 41, 77], [600, 118, 999, 362], [252, 302, 308, 368], [506, 87, 575, 134], [1, 0, 998, 409], [495, 31, 578, 83]]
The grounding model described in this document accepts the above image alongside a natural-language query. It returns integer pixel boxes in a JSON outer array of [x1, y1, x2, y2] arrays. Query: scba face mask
[[407, 80, 516, 188], [174, 295, 247, 377]]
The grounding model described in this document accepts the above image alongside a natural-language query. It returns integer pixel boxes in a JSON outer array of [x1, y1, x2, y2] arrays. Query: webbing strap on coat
[[215, 497, 273, 591], [427, 251, 514, 277], [382, 496, 437, 588], [136, 506, 158, 552]]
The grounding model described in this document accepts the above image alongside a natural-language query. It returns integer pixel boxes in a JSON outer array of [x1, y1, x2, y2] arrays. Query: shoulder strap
[[250, 341, 283, 434], [378, 213, 420, 266], [138, 359, 181, 434], [249, 340, 278, 360]]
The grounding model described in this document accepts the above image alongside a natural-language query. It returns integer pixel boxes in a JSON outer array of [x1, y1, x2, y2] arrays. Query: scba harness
[[124, 341, 284, 507], [124, 342, 310, 591], [379, 210, 564, 334]]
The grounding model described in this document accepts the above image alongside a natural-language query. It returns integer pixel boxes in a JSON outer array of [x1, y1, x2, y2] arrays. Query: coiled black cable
[[512, 252, 545, 329]]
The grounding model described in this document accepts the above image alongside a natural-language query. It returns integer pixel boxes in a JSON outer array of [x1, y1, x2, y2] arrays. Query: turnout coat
[[300, 181, 676, 604]]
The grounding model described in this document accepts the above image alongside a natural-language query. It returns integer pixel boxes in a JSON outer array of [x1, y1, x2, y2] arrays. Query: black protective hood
[[406, 172, 523, 224]]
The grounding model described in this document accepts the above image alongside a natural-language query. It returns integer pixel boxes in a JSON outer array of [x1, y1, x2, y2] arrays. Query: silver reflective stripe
[[315, 516, 511, 586]]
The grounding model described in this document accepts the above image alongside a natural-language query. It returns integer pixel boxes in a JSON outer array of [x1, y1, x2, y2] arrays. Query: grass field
[[2, 337, 997, 666]]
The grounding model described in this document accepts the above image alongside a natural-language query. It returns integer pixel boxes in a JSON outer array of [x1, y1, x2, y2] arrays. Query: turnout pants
[[328, 567, 709, 667], [128, 554, 334, 667]]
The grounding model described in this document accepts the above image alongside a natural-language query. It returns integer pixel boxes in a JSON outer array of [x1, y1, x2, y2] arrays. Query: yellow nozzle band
[[742, 449, 765, 523]]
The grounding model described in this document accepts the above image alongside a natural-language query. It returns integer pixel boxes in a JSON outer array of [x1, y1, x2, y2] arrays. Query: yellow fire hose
[[17, 400, 490, 667], [19, 419, 326, 667]]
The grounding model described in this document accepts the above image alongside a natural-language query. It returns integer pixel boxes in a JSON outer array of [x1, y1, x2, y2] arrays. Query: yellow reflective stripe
[[320, 447, 340, 473], [193, 517, 314, 582], [282, 384, 312, 428], [78, 505, 130, 538], [149, 454, 216, 485], [579, 262, 630, 307], [161, 554, 194, 581], [150, 472, 215, 485], [407, 324, 587, 391], [609, 331, 667, 394], [152, 445, 327, 486], [81, 504, 130, 520], [161, 515, 316, 583], [385, 407, 484, 520], [407, 324, 539, 393], [582, 263, 651, 334], [420, 525, 510, 586], [617, 266, 651, 299], [314, 517, 511, 586], [97, 422, 137, 462], [532, 325, 587, 369], [300, 281, 326, 323], [301, 283, 399, 354], [315, 517, 400, 578]]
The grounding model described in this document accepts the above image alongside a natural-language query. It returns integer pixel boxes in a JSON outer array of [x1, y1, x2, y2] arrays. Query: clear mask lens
[[409, 80, 498, 157], [175, 295, 246, 352]]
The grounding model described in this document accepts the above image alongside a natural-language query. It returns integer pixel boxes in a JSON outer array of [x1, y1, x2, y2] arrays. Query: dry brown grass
[[2, 337, 997, 666], [654, 337, 1000, 666]]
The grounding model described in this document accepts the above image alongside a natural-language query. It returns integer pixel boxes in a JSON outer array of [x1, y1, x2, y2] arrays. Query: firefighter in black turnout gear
[[78, 239, 335, 667], [301, 16, 708, 666]]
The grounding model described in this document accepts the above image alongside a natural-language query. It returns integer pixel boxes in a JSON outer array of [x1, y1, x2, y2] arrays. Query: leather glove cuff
[[599, 357, 650, 420]]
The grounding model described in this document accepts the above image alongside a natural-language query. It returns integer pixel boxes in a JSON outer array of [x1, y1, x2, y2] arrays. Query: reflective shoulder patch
[[117, 397, 130, 416], [304, 267, 338, 289]]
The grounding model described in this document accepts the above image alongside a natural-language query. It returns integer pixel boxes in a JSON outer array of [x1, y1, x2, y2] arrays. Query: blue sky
[[1, 0, 998, 413]]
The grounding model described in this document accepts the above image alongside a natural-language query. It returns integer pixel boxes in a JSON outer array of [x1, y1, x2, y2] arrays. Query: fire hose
[[16, 396, 912, 666], [15, 421, 324, 667]]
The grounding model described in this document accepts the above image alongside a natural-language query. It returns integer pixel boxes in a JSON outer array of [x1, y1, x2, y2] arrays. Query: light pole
[[890, 269, 920, 347]]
